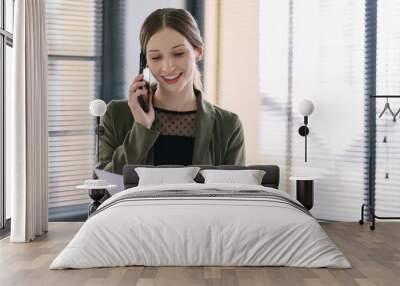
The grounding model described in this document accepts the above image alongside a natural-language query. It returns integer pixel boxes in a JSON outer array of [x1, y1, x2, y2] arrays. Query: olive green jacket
[[97, 91, 246, 174]]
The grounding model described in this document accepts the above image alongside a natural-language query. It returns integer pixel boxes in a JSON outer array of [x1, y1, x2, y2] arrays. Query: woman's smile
[[161, 72, 183, 84]]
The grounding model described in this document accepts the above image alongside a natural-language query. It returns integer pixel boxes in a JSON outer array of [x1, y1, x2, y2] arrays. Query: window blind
[[47, 0, 102, 219], [259, 0, 290, 193], [260, 0, 366, 221], [375, 0, 400, 218]]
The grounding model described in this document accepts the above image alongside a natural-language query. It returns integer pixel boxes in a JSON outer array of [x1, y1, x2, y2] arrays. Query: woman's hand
[[128, 74, 155, 129]]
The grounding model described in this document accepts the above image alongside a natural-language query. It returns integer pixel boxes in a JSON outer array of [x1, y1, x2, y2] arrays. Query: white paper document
[[94, 169, 124, 195]]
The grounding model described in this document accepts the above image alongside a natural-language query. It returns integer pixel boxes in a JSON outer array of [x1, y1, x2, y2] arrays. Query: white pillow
[[135, 167, 201, 186], [200, 169, 266, 185]]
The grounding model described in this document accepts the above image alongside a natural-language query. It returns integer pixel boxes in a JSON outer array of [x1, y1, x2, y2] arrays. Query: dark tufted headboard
[[123, 165, 280, 190]]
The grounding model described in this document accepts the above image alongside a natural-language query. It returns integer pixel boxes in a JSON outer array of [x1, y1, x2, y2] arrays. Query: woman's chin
[[159, 82, 184, 93]]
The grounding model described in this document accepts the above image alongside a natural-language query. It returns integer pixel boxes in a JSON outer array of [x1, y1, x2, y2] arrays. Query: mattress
[[50, 183, 351, 269]]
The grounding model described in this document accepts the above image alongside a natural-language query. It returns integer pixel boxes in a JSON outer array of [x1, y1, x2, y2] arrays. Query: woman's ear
[[195, 47, 203, 62]]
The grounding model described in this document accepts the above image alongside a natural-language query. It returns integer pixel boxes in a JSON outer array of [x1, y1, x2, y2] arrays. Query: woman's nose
[[161, 58, 176, 72]]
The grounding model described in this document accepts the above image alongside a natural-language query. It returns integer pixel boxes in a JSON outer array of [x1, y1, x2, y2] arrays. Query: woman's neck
[[153, 82, 197, 111]]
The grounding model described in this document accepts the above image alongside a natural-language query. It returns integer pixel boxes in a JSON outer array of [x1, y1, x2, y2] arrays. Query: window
[[1, 0, 14, 230], [46, 0, 103, 221], [259, 0, 366, 221]]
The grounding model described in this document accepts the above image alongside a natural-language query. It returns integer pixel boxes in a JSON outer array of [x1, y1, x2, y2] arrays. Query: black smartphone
[[137, 51, 149, 112]]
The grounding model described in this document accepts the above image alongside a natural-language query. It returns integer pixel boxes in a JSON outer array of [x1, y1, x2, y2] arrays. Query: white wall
[[205, 0, 260, 165], [124, 0, 186, 99]]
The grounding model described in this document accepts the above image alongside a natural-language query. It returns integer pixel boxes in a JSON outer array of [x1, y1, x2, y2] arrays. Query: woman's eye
[[151, 53, 184, 61]]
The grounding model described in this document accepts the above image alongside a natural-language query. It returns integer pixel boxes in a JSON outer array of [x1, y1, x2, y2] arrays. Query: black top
[[152, 106, 197, 165]]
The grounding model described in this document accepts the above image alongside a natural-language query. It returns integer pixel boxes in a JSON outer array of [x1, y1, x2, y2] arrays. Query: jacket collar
[[192, 88, 216, 163]]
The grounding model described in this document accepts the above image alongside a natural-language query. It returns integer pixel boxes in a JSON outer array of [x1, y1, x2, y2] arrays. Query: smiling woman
[[97, 8, 246, 174]]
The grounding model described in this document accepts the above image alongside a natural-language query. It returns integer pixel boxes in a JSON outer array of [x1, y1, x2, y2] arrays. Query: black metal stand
[[95, 116, 105, 163], [296, 180, 314, 211], [298, 116, 310, 162], [359, 94, 400, 230], [88, 117, 107, 216], [359, 203, 400, 231], [88, 188, 106, 216]]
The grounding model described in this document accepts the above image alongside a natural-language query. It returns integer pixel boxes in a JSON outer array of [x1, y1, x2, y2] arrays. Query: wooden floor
[[0, 222, 399, 286]]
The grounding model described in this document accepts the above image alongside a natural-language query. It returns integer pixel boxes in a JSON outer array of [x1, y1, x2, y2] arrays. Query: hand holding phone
[[127, 51, 155, 129]]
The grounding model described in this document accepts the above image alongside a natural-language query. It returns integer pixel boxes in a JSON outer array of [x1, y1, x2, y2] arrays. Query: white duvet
[[50, 183, 351, 269]]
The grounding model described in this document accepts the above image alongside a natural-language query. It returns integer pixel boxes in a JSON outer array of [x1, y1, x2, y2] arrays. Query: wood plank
[[0, 222, 399, 286]]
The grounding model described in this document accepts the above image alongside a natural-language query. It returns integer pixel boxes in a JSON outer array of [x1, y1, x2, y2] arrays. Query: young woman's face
[[146, 27, 202, 93]]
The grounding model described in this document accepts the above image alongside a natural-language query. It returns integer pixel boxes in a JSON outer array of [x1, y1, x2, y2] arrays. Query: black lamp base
[[298, 126, 309, 136], [88, 188, 106, 216]]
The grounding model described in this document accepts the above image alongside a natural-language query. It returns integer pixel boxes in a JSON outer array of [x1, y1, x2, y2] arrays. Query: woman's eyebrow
[[148, 44, 185, 53], [172, 44, 185, 49]]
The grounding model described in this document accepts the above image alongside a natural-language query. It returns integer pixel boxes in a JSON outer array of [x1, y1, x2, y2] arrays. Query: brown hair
[[140, 8, 203, 93]]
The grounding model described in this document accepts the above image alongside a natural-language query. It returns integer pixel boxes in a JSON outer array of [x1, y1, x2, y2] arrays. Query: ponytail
[[193, 64, 203, 93]]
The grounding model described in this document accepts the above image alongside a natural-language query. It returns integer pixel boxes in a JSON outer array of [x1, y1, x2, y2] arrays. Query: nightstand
[[77, 181, 116, 216], [289, 176, 319, 210]]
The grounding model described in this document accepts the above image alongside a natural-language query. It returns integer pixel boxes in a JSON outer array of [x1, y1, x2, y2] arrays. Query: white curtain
[[7, 0, 48, 242]]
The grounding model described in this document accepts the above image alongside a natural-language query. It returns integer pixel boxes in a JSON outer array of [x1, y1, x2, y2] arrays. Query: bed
[[49, 165, 351, 269]]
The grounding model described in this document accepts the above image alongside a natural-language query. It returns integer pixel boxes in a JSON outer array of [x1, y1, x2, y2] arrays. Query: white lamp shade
[[298, 99, 314, 116], [89, 99, 107, 117]]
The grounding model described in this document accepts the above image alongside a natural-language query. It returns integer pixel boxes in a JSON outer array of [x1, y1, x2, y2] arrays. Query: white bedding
[[50, 183, 351, 269]]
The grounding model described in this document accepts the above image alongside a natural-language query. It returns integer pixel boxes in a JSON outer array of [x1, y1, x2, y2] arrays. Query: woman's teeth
[[164, 74, 180, 80], [162, 73, 182, 84]]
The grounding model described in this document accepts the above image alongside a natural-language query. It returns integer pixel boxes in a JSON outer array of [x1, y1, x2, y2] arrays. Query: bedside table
[[77, 182, 116, 216], [87, 189, 108, 215], [289, 176, 319, 210]]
